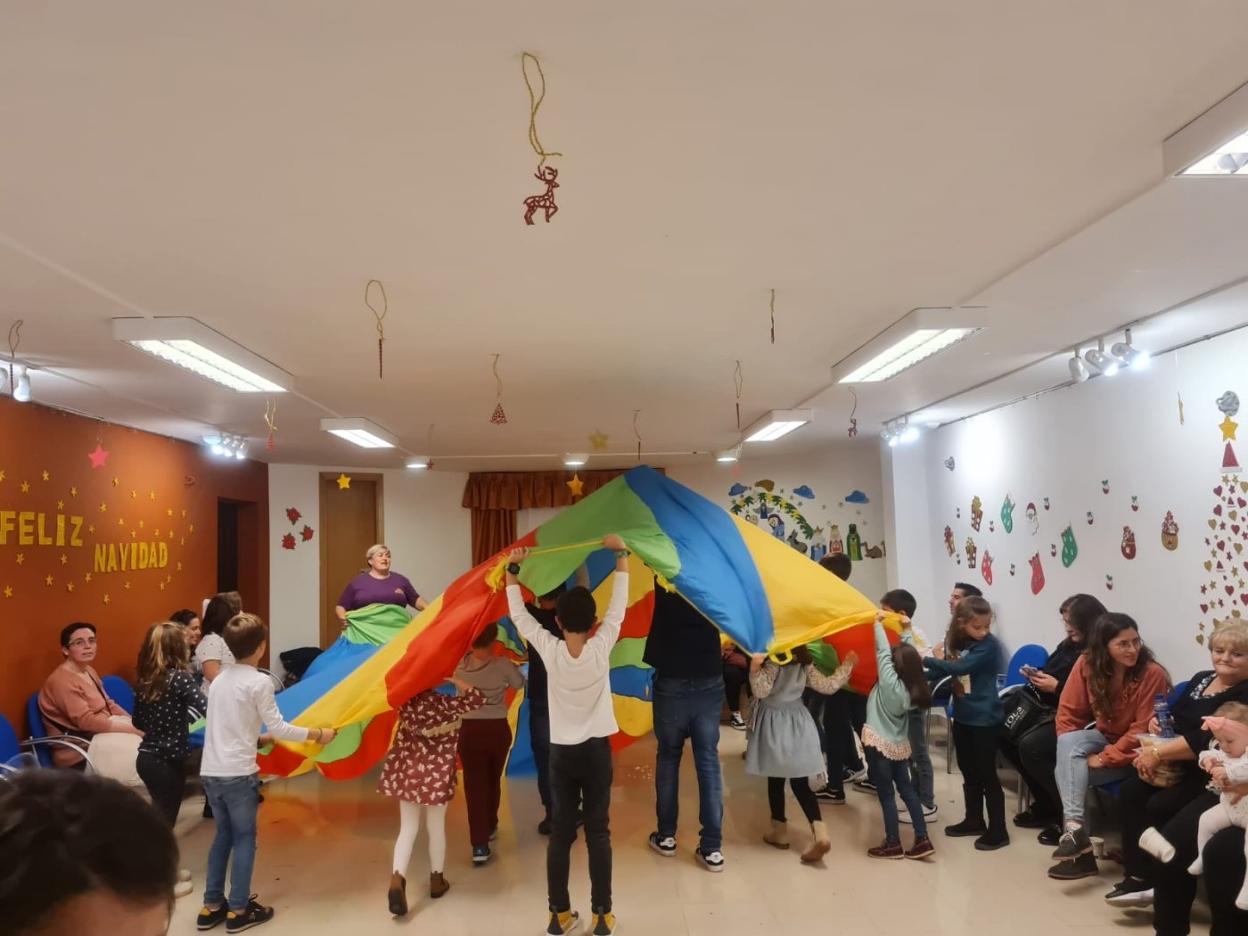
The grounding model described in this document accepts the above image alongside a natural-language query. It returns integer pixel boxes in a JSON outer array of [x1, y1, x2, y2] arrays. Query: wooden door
[[319, 474, 383, 649]]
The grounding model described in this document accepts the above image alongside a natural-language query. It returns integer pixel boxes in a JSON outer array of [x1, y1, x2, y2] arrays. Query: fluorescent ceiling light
[[1179, 128, 1248, 176], [840, 328, 979, 383], [743, 409, 811, 443], [406, 457, 430, 470], [320, 418, 397, 449], [563, 453, 588, 467], [715, 447, 740, 463], [112, 317, 292, 393]]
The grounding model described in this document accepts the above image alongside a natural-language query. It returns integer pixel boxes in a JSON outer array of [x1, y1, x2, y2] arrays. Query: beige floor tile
[[165, 727, 1211, 935]]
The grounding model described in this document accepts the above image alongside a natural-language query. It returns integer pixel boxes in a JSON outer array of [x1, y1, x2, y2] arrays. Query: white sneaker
[[177, 869, 192, 883], [899, 801, 938, 824], [173, 878, 194, 899]]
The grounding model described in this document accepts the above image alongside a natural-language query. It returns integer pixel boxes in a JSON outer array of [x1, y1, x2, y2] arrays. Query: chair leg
[[946, 717, 955, 775]]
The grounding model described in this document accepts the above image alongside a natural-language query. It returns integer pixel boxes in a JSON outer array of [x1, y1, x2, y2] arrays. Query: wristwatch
[[506, 562, 522, 575], [615, 550, 630, 558]]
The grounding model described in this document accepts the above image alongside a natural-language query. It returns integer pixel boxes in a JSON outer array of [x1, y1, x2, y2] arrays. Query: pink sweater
[[37, 665, 131, 767], [1056, 655, 1169, 767]]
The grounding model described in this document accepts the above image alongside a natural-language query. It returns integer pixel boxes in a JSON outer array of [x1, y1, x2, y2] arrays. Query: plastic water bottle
[[1153, 694, 1176, 739]]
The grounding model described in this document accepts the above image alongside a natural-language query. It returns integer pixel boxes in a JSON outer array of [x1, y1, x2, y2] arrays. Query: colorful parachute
[[258, 466, 894, 779]]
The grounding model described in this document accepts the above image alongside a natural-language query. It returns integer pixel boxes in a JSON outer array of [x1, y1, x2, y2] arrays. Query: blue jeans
[[652, 675, 724, 851], [907, 710, 934, 809], [866, 747, 927, 843], [1055, 727, 1130, 824], [203, 775, 261, 911]]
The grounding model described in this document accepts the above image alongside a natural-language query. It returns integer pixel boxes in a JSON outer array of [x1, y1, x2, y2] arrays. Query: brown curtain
[[462, 468, 662, 564], [470, 507, 517, 566]]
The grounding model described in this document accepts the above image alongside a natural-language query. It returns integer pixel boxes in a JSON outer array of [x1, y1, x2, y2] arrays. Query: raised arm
[[749, 653, 778, 698], [591, 534, 631, 649], [807, 651, 857, 694], [505, 548, 558, 659]]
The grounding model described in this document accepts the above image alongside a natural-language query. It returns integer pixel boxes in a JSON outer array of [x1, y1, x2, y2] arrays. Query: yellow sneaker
[[592, 912, 616, 936], [546, 910, 579, 935]]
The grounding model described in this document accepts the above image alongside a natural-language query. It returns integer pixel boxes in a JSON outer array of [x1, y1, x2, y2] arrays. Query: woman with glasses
[[37, 622, 142, 767]]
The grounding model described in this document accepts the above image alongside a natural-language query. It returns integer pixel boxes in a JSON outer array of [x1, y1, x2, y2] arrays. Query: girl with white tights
[[378, 679, 484, 916]]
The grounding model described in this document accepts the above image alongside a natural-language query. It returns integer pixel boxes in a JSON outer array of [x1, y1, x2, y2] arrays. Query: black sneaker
[[1051, 827, 1092, 861], [852, 778, 877, 794], [197, 905, 228, 931], [729, 712, 747, 730], [1037, 825, 1061, 847], [225, 899, 274, 932], [546, 910, 580, 935], [1048, 853, 1099, 881], [648, 832, 676, 857], [1012, 808, 1054, 829], [537, 815, 552, 836], [695, 846, 725, 872], [814, 786, 846, 804], [472, 845, 491, 865], [1105, 877, 1154, 907], [841, 765, 867, 784], [591, 912, 616, 936]]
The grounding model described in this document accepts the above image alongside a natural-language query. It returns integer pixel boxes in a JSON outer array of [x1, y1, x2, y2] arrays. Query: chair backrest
[[1169, 680, 1190, 707], [0, 714, 21, 765], [1004, 644, 1050, 686], [101, 675, 134, 715], [26, 694, 52, 768]]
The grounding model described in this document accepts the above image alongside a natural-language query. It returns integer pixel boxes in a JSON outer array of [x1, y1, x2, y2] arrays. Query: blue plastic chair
[[1004, 644, 1049, 687], [26, 694, 52, 768], [25, 693, 96, 771], [0, 715, 37, 777], [101, 675, 134, 715]]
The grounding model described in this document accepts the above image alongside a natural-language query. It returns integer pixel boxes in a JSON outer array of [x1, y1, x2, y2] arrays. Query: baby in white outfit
[[1139, 703, 1248, 911]]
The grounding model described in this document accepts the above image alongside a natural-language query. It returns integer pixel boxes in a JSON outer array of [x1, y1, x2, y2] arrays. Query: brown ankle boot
[[430, 871, 450, 899], [388, 872, 407, 916]]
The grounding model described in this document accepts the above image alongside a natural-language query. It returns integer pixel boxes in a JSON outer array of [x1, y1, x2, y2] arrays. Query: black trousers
[[136, 750, 186, 828], [999, 719, 1060, 820], [548, 737, 612, 915], [1118, 770, 1209, 881], [1152, 791, 1248, 935], [767, 776, 821, 824], [811, 689, 866, 789], [953, 722, 1005, 831], [723, 662, 750, 713]]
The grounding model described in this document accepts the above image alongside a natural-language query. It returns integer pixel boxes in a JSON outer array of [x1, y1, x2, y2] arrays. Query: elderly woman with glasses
[[37, 622, 142, 768], [334, 544, 428, 629]]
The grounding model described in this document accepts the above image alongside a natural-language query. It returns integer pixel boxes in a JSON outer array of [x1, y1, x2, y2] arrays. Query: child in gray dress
[[747, 644, 857, 863]]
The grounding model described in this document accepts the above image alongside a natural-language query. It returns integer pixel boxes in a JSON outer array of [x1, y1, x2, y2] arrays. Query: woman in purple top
[[335, 544, 428, 629]]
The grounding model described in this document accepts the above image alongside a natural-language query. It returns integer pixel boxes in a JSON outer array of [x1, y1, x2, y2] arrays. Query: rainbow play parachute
[[258, 466, 895, 778]]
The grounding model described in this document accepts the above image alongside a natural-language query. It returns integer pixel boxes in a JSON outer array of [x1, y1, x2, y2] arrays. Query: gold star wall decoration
[[336, 474, 352, 490], [83, 572, 92, 583], [20, 481, 30, 493], [41, 470, 49, 481], [44, 574, 53, 586], [66, 581, 74, 593], [59, 554, 68, 565], [70, 485, 78, 497], [56, 500, 64, 510], [3, 585, 11, 598], [99, 502, 108, 513], [103, 594, 110, 605], [15, 553, 24, 566], [111, 476, 119, 487]]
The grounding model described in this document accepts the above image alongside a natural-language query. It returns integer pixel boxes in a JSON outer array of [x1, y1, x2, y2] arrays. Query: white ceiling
[[5, 2, 1248, 469]]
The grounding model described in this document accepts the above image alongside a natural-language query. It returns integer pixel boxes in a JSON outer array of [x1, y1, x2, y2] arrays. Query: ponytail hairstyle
[[891, 642, 932, 708], [135, 622, 190, 704]]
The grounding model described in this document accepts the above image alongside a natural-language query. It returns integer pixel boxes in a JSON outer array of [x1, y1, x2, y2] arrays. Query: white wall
[[267, 464, 471, 669], [669, 445, 888, 605], [884, 329, 1248, 677]]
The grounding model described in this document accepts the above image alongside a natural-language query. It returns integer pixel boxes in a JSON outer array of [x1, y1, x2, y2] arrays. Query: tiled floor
[[166, 726, 1204, 934]]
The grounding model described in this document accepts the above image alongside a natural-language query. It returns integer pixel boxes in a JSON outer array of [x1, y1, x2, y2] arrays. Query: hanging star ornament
[[567, 474, 585, 499], [588, 430, 609, 452], [87, 444, 110, 469], [1221, 415, 1239, 441], [336, 474, 352, 490]]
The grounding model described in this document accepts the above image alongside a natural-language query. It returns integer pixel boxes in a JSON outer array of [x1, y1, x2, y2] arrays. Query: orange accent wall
[[0, 397, 268, 733]]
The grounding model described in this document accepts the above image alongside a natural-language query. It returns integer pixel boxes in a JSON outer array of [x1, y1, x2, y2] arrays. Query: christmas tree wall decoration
[[1199, 391, 1247, 644]]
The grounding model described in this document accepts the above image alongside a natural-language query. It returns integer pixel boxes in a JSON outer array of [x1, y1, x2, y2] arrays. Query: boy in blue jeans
[[197, 613, 335, 932]]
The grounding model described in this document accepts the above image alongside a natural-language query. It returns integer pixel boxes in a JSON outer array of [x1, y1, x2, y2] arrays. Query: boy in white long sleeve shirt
[[506, 535, 630, 936], [198, 613, 335, 932]]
